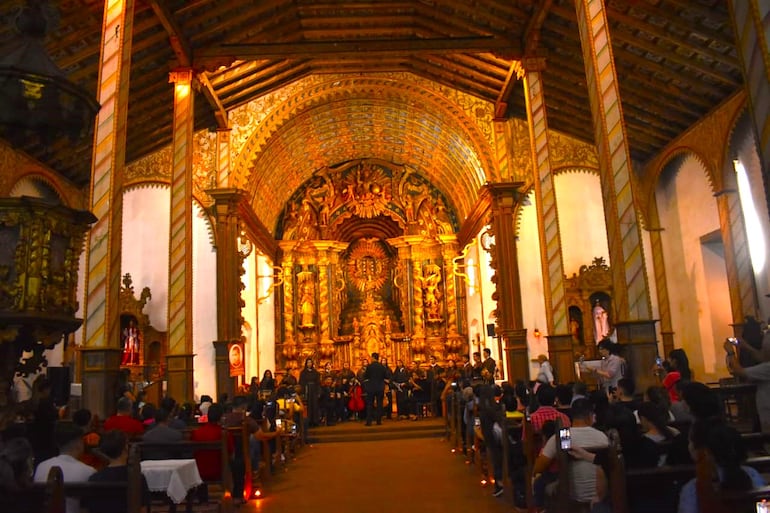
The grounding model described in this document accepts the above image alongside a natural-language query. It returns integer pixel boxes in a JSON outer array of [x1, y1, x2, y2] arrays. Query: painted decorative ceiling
[[0, 0, 742, 215]]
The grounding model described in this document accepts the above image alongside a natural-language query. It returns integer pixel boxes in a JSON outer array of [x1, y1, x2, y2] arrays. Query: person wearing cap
[[33, 422, 96, 513], [533, 354, 555, 388]]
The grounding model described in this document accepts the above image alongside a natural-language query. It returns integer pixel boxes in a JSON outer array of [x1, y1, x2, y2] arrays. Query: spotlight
[[253, 489, 263, 498]]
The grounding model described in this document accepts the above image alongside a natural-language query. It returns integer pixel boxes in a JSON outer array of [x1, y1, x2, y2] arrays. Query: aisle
[[242, 437, 513, 513]]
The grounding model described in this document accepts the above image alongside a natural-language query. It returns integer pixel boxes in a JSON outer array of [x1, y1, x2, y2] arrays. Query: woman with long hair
[[259, 370, 275, 393], [660, 348, 692, 402]]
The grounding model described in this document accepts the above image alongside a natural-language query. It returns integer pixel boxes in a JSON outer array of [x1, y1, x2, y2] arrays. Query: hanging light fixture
[[0, 1, 100, 144]]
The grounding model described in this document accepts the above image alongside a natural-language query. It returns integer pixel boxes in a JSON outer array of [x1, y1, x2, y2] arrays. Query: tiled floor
[[239, 434, 514, 513]]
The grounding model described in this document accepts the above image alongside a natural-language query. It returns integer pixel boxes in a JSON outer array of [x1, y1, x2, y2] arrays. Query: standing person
[[656, 348, 692, 402], [461, 354, 473, 382], [381, 357, 394, 419], [427, 355, 444, 417], [392, 359, 410, 419], [532, 354, 555, 388], [259, 370, 275, 394], [471, 351, 483, 382], [725, 339, 770, 434], [482, 348, 496, 379], [364, 352, 387, 426], [586, 338, 625, 391], [299, 358, 321, 427]]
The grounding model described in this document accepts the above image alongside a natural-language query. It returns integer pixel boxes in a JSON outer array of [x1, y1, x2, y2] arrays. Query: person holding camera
[[725, 337, 770, 434]]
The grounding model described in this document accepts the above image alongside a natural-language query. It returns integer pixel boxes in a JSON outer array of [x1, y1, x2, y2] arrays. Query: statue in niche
[[419, 265, 442, 323], [592, 299, 610, 343], [282, 202, 300, 240], [121, 318, 141, 365], [299, 281, 316, 328], [433, 197, 454, 234], [398, 172, 429, 223], [309, 174, 335, 225], [295, 196, 320, 240]]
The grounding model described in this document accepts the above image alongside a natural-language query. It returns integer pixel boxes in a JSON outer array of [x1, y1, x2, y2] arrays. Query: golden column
[[575, 0, 656, 389], [278, 242, 298, 369], [522, 59, 574, 382], [165, 69, 195, 403], [439, 235, 464, 357], [388, 236, 426, 357], [313, 242, 348, 357], [486, 183, 528, 383], [81, 0, 135, 418], [208, 189, 247, 402]]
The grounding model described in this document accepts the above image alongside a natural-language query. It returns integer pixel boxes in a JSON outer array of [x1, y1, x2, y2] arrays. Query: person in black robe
[[299, 358, 321, 427]]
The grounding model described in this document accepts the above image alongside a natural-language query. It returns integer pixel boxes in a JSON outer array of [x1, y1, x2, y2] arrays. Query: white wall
[[656, 155, 731, 382], [256, 254, 277, 377], [555, 171, 610, 276], [122, 188, 217, 400], [518, 190, 547, 379]]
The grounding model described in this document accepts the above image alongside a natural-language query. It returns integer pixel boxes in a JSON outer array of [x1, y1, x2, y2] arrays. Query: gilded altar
[[276, 159, 467, 369]]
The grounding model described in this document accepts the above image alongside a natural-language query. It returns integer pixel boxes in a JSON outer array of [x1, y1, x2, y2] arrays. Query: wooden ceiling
[[0, 0, 742, 189]]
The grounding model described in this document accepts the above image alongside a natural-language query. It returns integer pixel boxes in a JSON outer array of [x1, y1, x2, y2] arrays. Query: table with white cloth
[[140, 459, 203, 504]]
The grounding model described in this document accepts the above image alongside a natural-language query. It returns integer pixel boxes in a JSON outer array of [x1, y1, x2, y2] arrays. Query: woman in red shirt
[[660, 348, 692, 402]]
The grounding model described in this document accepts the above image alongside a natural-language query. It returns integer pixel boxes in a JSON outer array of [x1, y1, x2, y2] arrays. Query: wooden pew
[[6, 446, 143, 513], [136, 429, 235, 513]]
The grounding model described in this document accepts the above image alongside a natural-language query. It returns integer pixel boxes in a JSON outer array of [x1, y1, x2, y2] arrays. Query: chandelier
[[0, 1, 100, 144]]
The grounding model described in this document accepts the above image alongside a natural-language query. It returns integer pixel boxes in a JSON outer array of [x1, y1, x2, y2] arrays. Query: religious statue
[[121, 319, 140, 365], [299, 282, 316, 328], [593, 300, 610, 343], [420, 266, 442, 323], [432, 197, 454, 235]]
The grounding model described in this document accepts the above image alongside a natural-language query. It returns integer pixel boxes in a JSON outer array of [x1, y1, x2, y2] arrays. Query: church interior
[[0, 0, 768, 420]]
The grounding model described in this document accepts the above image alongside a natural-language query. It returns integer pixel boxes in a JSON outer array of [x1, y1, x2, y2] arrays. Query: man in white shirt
[[34, 422, 96, 513], [533, 398, 608, 506]]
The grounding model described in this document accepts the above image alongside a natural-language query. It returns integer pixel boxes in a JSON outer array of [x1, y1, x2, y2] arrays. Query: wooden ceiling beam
[[495, 61, 523, 119], [196, 73, 229, 128], [412, 1, 517, 40], [523, 0, 554, 55], [549, 5, 738, 87], [195, 36, 522, 63], [605, 7, 736, 68], [221, 64, 315, 110], [614, 0, 732, 46], [213, 60, 301, 97], [148, 0, 192, 66], [450, 53, 511, 79], [417, 55, 503, 93], [405, 60, 500, 101], [543, 21, 731, 97]]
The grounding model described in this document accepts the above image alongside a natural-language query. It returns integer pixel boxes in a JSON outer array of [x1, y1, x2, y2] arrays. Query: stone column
[[716, 189, 760, 327], [486, 183, 528, 383], [522, 61, 574, 383], [646, 200, 675, 357], [729, 0, 770, 216], [165, 69, 195, 403], [81, 0, 135, 418], [208, 188, 247, 400], [575, 0, 656, 390]]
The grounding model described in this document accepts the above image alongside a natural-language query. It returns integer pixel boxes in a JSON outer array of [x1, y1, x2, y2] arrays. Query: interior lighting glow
[[734, 160, 766, 272]]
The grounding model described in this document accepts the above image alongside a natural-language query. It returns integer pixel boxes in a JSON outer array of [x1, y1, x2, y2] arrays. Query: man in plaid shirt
[[527, 385, 571, 437]]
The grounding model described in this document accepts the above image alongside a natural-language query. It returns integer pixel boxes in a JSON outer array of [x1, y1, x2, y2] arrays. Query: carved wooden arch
[[231, 76, 498, 224], [642, 91, 747, 219], [10, 171, 76, 208]]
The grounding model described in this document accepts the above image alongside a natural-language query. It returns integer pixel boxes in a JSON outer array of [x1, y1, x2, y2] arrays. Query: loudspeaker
[[48, 366, 71, 407], [486, 323, 496, 337]]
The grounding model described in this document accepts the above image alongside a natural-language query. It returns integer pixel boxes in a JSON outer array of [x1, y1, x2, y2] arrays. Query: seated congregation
[[441, 345, 770, 513], [0, 381, 307, 513]]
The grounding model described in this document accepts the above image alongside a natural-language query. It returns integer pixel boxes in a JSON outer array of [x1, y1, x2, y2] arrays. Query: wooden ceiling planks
[[0, 0, 747, 188]]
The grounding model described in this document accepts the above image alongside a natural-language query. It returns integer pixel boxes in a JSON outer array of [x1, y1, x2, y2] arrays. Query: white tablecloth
[[141, 459, 203, 504]]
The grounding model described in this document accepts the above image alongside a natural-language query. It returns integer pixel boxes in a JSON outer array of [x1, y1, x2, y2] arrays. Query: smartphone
[[655, 356, 663, 367], [728, 337, 739, 346], [757, 500, 768, 513], [559, 428, 572, 450], [276, 418, 282, 428]]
